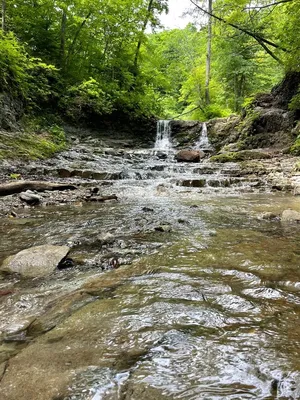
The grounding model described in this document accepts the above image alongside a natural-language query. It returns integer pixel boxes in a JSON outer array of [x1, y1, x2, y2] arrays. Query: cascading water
[[194, 122, 213, 151], [154, 120, 173, 153]]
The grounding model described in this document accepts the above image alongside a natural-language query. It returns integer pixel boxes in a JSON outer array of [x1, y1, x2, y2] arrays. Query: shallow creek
[[1, 139, 300, 399]]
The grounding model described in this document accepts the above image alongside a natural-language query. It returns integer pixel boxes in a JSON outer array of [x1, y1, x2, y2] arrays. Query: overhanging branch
[[189, 0, 287, 63]]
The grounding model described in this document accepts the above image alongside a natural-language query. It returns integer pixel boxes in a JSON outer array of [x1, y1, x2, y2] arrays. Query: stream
[[1, 130, 300, 399]]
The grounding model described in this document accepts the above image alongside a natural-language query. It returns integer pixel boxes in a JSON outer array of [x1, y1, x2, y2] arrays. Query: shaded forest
[[0, 0, 299, 128]]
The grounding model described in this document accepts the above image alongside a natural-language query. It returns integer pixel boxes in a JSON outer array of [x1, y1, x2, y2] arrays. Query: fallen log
[[0, 181, 77, 197], [84, 194, 118, 202]]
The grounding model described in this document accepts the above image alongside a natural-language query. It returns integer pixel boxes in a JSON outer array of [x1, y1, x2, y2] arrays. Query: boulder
[[19, 190, 41, 206], [281, 209, 300, 222], [178, 179, 206, 188], [175, 150, 204, 163], [0, 245, 70, 278]]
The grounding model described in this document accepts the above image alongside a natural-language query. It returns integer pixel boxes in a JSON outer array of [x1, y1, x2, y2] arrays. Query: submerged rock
[[155, 225, 172, 233], [261, 212, 279, 220], [178, 179, 206, 188], [0, 245, 70, 278], [175, 149, 204, 162]]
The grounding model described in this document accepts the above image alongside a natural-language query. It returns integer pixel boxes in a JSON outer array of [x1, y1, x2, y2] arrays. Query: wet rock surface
[[0, 245, 70, 278], [175, 149, 204, 162]]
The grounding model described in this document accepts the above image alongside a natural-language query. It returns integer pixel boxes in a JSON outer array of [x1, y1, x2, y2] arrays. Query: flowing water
[[1, 135, 300, 399], [154, 121, 173, 154], [194, 123, 214, 152]]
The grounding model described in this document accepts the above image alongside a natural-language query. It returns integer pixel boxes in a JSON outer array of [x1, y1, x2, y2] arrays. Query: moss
[[210, 150, 271, 163], [290, 136, 300, 156], [0, 131, 66, 160]]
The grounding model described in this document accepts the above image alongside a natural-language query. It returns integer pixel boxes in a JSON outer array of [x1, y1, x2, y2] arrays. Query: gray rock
[[281, 209, 300, 222], [19, 191, 41, 206], [0, 245, 70, 278], [293, 185, 300, 196], [98, 233, 115, 245], [155, 225, 172, 233], [261, 212, 279, 220], [57, 168, 72, 178], [179, 179, 206, 188]]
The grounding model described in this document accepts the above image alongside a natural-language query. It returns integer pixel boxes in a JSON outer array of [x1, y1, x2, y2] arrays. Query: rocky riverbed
[[1, 131, 300, 399]]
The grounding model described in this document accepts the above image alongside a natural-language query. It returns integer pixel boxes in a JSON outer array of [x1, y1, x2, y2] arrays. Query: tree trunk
[[60, 9, 67, 70], [190, 0, 284, 63], [205, 0, 213, 105], [66, 12, 92, 68], [0, 181, 77, 197], [1, 0, 6, 32], [133, 0, 154, 77]]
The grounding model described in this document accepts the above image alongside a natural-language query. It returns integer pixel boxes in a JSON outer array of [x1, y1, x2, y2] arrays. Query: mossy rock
[[209, 150, 271, 163], [0, 131, 66, 160]]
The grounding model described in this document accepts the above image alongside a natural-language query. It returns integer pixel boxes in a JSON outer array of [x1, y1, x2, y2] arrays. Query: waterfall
[[154, 120, 173, 153], [194, 123, 213, 151]]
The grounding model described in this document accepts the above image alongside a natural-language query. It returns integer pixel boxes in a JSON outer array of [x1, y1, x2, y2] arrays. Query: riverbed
[[1, 134, 300, 399]]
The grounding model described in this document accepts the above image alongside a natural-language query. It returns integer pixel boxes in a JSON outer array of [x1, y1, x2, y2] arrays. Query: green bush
[[289, 92, 300, 112], [0, 31, 28, 95], [49, 124, 65, 145], [0, 32, 58, 110], [63, 78, 114, 121], [290, 136, 300, 155]]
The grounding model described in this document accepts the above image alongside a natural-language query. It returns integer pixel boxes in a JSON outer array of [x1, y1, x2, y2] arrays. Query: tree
[[189, 0, 292, 64], [205, 0, 212, 105]]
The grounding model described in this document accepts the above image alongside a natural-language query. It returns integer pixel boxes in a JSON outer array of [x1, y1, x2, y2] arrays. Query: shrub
[[63, 78, 114, 122]]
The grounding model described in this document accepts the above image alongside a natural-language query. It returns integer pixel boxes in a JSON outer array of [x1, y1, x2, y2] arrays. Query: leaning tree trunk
[[205, 0, 213, 105], [133, 0, 154, 77], [60, 9, 67, 70]]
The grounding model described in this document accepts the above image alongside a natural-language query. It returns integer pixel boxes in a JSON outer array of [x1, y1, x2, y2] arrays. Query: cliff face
[[167, 73, 300, 154], [206, 73, 300, 154], [0, 94, 23, 131]]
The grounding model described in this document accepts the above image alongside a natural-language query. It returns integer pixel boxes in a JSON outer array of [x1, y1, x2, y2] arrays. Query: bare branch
[[189, 0, 286, 63], [245, 0, 295, 10]]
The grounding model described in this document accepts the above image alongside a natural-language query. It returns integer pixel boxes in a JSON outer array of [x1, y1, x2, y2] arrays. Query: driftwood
[[0, 181, 77, 197], [84, 194, 118, 202]]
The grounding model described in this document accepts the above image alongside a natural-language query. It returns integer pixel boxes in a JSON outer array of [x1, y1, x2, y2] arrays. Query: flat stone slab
[[0, 245, 70, 278]]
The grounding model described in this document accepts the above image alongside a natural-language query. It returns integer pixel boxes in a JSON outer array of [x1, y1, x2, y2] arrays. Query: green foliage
[[49, 124, 66, 145], [10, 173, 21, 180], [290, 136, 300, 156], [63, 78, 114, 121], [26, 60, 59, 108], [0, 31, 28, 95], [289, 92, 300, 112], [0, 0, 298, 132], [0, 132, 66, 160]]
